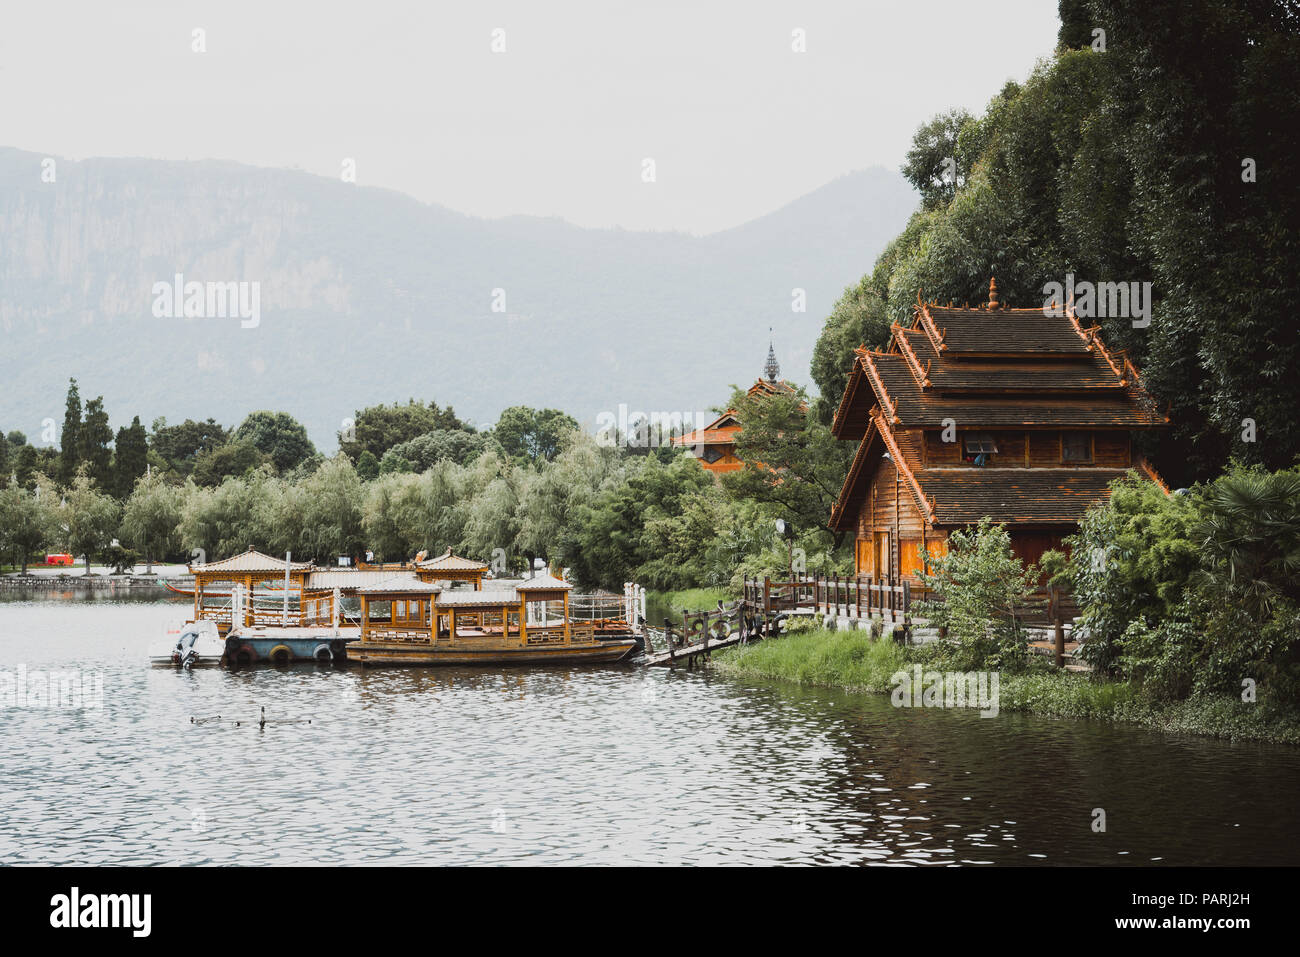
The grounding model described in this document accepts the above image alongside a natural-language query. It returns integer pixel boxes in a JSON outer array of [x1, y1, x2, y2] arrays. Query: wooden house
[[673, 342, 798, 473], [829, 279, 1167, 581]]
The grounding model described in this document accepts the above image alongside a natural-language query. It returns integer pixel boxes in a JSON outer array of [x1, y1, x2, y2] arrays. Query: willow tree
[[120, 469, 184, 573], [0, 475, 57, 572], [61, 470, 121, 574]]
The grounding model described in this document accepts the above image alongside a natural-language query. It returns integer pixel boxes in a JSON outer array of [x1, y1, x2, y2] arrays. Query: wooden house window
[[962, 432, 998, 463], [1062, 432, 1093, 464]]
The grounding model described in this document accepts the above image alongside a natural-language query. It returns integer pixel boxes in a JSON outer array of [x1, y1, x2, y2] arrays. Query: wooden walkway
[[641, 599, 786, 668]]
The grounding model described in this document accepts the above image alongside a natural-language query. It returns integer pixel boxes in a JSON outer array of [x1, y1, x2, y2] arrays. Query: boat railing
[[364, 623, 433, 644], [524, 626, 566, 645]]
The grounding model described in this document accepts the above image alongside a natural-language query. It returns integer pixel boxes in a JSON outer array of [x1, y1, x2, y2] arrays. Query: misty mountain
[[0, 147, 916, 448]]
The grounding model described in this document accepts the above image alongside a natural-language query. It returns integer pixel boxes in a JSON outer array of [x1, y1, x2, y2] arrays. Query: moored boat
[[347, 574, 638, 667], [149, 619, 225, 668], [224, 624, 360, 666]]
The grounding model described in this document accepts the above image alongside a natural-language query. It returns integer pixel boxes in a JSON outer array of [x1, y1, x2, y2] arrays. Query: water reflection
[[0, 598, 1297, 865]]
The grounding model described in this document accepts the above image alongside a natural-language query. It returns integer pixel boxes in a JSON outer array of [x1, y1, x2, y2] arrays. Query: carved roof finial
[[987, 276, 1000, 310], [763, 330, 780, 383]]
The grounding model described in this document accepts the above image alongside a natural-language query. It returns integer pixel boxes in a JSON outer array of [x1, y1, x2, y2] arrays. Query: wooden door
[[855, 538, 874, 576]]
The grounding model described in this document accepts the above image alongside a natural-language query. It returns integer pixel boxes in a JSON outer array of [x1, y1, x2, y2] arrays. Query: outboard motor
[[176, 627, 201, 670]]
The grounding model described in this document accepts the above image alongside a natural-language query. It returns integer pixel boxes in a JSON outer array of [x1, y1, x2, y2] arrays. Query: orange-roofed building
[[673, 343, 797, 474]]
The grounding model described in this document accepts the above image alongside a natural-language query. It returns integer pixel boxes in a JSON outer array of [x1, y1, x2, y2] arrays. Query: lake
[[2, 594, 1298, 865]]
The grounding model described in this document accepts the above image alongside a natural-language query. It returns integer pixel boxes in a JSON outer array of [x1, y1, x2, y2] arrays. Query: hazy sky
[[2, 1, 1059, 234]]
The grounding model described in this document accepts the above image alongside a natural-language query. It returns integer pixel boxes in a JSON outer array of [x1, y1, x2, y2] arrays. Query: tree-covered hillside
[[812, 0, 1300, 487]]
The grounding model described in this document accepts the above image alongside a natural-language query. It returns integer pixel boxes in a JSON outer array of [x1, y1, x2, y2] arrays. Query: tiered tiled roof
[[830, 279, 1166, 531], [921, 469, 1130, 525]]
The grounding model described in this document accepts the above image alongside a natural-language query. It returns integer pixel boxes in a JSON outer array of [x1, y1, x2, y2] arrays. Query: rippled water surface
[[2, 596, 1299, 865]]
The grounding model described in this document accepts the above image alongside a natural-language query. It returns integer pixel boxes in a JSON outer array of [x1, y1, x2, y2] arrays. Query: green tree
[[120, 469, 183, 573], [112, 416, 149, 499], [61, 469, 121, 575], [723, 383, 853, 548], [78, 396, 114, 489], [355, 450, 380, 481], [491, 407, 579, 465], [233, 411, 316, 472], [384, 429, 491, 471], [0, 475, 57, 572], [59, 378, 82, 485], [915, 520, 1039, 672], [191, 439, 269, 487], [1065, 473, 1201, 676], [339, 399, 472, 462], [149, 417, 230, 476], [901, 109, 974, 210], [11, 445, 38, 488], [295, 455, 364, 560], [1057, 0, 1098, 49]]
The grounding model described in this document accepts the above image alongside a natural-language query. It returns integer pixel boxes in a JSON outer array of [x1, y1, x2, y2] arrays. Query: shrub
[[915, 519, 1037, 672]]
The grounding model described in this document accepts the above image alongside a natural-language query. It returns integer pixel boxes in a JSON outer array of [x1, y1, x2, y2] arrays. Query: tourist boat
[[148, 619, 225, 668], [348, 574, 638, 666], [169, 546, 643, 667]]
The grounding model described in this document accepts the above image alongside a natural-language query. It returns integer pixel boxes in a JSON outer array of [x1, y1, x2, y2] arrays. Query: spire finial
[[763, 331, 780, 383], [987, 276, 999, 310]]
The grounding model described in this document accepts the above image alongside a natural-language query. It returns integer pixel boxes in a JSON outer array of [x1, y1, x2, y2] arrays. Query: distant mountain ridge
[[0, 147, 917, 448]]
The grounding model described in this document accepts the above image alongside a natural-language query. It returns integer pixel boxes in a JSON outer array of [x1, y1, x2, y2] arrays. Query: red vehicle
[[44, 553, 75, 566]]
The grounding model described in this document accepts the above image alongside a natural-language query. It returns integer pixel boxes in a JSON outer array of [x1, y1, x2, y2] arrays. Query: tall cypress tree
[[60, 378, 82, 485], [79, 397, 114, 489], [113, 416, 149, 499]]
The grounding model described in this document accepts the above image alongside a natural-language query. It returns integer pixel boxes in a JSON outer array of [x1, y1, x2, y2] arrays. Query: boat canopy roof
[[415, 548, 490, 572], [517, 574, 573, 592], [357, 575, 444, 596], [190, 547, 313, 574]]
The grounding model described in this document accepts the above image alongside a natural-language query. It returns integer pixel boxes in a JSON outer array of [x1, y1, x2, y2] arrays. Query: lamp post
[[775, 518, 796, 582]]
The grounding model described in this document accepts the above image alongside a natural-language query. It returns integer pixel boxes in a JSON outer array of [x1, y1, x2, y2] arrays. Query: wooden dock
[[640, 599, 787, 668]]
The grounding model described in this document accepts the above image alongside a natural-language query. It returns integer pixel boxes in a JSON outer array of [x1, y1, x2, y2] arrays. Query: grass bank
[[713, 627, 1300, 745]]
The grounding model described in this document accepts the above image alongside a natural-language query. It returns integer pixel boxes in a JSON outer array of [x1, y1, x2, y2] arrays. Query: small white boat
[[149, 620, 225, 668]]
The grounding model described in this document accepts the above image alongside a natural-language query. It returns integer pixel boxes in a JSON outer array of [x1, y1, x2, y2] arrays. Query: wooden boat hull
[[225, 625, 361, 665], [348, 638, 638, 667]]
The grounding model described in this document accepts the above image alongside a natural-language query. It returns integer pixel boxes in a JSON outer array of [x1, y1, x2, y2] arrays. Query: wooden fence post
[[902, 580, 912, 642], [1051, 585, 1065, 668]]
